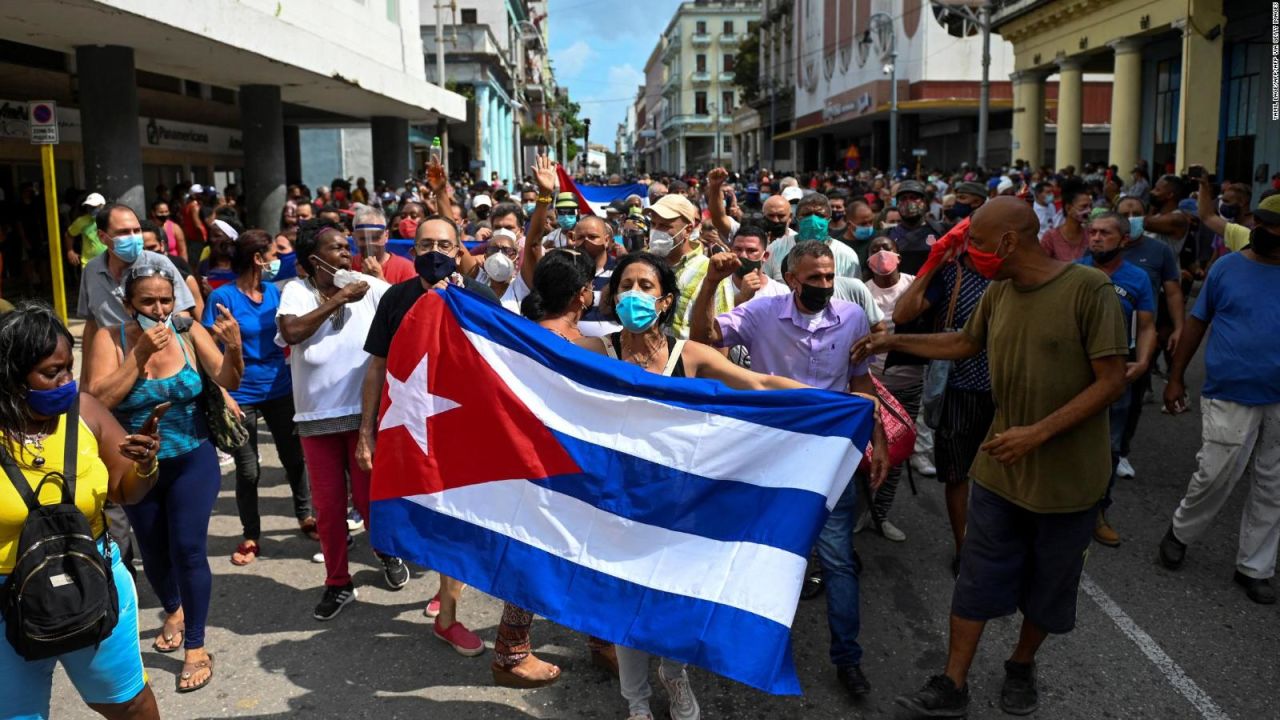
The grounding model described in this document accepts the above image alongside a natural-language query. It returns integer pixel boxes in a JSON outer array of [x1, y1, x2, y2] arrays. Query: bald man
[[855, 197, 1128, 717]]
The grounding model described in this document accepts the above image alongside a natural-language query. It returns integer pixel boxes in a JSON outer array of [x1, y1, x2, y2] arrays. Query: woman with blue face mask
[[204, 229, 316, 567], [0, 303, 163, 719], [573, 251, 814, 720], [83, 265, 244, 694]]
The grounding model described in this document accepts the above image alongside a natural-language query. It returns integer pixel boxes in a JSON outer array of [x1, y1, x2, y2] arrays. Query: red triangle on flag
[[370, 291, 581, 501]]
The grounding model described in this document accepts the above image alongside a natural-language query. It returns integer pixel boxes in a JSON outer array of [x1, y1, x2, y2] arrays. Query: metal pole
[[977, 3, 991, 169], [767, 83, 776, 170], [41, 144, 67, 324], [435, 1, 450, 177], [888, 49, 898, 177]]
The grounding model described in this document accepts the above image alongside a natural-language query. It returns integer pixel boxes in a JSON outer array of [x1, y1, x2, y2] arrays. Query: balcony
[[662, 29, 681, 62], [691, 32, 712, 48], [663, 70, 681, 94], [720, 32, 740, 46], [718, 71, 735, 84], [690, 70, 711, 85]]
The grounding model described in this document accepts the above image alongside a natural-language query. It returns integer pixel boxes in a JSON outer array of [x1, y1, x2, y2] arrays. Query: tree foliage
[[733, 30, 761, 105]]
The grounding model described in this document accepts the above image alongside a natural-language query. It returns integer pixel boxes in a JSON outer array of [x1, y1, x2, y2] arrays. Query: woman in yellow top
[[0, 303, 162, 720]]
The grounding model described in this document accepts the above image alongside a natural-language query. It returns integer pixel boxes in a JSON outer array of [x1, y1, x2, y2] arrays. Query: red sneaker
[[433, 620, 484, 656], [422, 594, 441, 619]]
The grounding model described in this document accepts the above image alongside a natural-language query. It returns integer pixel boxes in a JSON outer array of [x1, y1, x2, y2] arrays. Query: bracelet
[[537, 194, 553, 204], [136, 458, 159, 478]]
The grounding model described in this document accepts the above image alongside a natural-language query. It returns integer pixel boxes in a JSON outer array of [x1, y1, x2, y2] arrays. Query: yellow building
[[993, 0, 1275, 193]]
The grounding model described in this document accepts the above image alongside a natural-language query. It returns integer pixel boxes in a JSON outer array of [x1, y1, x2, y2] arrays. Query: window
[[1223, 44, 1260, 180], [724, 54, 735, 72], [385, 0, 399, 22], [696, 20, 707, 34], [721, 91, 734, 113], [184, 80, 202, 99], [696, 54, 707, 73], [695, 91, 708, 115], [461, 8, 477, 23], [724, 136, 732, 153], [1153, 58, 1180, 165], [723, 20, 734, 34]]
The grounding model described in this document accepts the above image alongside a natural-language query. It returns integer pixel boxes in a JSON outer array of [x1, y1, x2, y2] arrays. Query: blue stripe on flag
[[577, 183, 648, 204], [441, 286, 875, 444], [371, 497, 803, 695], [537, 431, 828, 557]]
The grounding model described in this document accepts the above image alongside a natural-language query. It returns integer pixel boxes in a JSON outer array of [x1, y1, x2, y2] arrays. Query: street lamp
[[860, 13, 897, 176]]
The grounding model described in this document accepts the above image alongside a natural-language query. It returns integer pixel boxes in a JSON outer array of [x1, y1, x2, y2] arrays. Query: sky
[[546, 0, 685, 148]]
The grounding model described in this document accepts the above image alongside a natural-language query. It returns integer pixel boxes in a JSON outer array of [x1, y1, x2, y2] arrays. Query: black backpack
[[1, 397, 119, 661]]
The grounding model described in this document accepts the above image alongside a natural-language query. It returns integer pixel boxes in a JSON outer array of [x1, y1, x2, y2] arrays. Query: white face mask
[[648, 229, 677, 256], [332, 268, 362, 288], [484, 251, 515, 283]]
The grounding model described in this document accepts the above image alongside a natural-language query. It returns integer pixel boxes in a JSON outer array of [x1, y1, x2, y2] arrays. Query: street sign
[[28, 100, 58, 144], [911, 148, 927, 157]]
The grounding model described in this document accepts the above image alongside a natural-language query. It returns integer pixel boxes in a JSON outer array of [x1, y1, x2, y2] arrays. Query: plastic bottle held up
[[429, 136, 442, 165]]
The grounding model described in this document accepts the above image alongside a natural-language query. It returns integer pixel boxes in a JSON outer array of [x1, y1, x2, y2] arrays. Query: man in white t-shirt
[[274, 222, 407, 620]]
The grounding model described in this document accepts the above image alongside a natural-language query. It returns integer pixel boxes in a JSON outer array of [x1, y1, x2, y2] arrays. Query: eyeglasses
[[123, 265, 175, 284], [416, 240, 456, 252], [486, 245, 518, 258]]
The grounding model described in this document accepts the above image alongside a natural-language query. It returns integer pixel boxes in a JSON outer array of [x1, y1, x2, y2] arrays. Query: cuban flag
[[369, 286, 875, 694], [556, 164, 648, 217]]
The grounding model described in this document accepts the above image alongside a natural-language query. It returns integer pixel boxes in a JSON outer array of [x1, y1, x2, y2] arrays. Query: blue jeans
[[1103, 387, 1132, 509], [815, 478, 862, 667]]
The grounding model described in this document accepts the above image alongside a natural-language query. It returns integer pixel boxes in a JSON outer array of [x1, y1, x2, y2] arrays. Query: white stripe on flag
[[462, 329, 861, 508], [407, 479, 806, 626]]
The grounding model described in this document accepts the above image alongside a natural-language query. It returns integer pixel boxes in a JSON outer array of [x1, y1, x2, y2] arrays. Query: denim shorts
[[951, 484, 1095, 634], [0, 540, 147, 719]]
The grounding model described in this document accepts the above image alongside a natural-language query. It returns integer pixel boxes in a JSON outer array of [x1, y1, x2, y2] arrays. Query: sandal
[[299, 517, 320, 541], [231, 540, 259, 566], [151, 627, 184, 654], [176, 653, 214, 693], [491, 654, 561, 689]]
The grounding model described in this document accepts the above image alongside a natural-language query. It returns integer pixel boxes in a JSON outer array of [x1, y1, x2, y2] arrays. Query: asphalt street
[[51, 342, 1277, 720]]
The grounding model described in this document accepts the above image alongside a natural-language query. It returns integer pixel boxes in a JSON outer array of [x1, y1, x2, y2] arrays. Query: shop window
[[1153, 58, 1180, 169]]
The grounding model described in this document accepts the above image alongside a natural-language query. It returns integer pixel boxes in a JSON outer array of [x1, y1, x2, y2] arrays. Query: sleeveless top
[[114, 325, 206, 459], [0, 414, 109, 573], [604, 333, 688, 378], [162, 219, 180, 256]]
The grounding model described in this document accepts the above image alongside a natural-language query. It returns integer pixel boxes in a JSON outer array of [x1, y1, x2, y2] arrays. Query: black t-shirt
[[364, 276, 500, 358], [887, 217, 948, 276]]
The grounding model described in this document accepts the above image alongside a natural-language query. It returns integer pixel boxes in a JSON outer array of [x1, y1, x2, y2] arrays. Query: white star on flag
[[379, 353, 461, 457]]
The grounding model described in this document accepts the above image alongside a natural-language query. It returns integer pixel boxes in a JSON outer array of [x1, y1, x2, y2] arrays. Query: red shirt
[[353, 253, 417, 284]]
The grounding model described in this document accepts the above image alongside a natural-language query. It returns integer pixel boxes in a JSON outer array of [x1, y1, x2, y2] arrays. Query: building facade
[[643, 0, 762, 174], [993, 0, 1274, 195], [0, 0, 464, 230]]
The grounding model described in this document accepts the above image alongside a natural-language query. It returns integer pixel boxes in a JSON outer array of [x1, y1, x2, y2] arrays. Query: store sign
[[822, 92, 875, 123], [0, 99, 242, 155]]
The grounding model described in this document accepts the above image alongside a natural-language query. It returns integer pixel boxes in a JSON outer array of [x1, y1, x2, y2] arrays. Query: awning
[[771, 98, 1014, 142]]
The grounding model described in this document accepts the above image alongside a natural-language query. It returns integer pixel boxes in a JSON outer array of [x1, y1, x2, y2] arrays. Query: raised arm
[[690, 252, 740, 346], [705, 167, 734, 239], [85, 324, 149, 409], [521, 155, 558, 289], [191, 306, 243, 390], [1195, 175, 1227, 237]]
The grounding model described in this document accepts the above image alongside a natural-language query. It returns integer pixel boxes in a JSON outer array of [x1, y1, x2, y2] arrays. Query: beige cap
[[646, 194, 699, 225]]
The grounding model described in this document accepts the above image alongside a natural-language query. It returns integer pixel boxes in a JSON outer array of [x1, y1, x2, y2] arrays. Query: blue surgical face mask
[[522, 202, 538, 216], [854, 225, 876, 241], [135, 310, 171, 331], [1128, 216, 1144, 238], [26, 380, 78, 417], [112, 234, 144, 263], [275, 251, 298, 281], [261, 258, 282, 281], [1044, 193, 1055, 205], [613, 234, 624, 246], [615, 289, 661, 333], [557, 214, 578, 231]]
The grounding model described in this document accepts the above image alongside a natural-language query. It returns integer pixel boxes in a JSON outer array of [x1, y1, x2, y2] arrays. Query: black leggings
[[232, 393, 311, 540]]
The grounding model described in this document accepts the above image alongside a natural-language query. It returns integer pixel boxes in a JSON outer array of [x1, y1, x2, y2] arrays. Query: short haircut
[[490, 201, 524, 227], [353, 205, 386, 227], [95, 203, 136, 234], [796, 192, 831, 217], [733, 223, 768, 245], [1090, 211, 1129, 237], [785, 240, 834, 274]]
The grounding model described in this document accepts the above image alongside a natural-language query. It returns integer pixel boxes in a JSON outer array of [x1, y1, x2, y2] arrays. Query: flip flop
[[231, 540, 259, 566], [151, 627, 184, 653], [176, 653, 214, 693]]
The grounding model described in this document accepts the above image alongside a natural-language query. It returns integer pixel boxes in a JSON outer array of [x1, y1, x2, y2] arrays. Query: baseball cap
[[82, 192, 106, 208], [1254, 193, 1280, 225], [646, 194, 699, 225], [554, 192, 578, 210], [954, 181, 986, 198], [472, 194, 493, 208], [996, 177, 1015, 194], [188, 184, 203, 195], [782, 186, 804, 202]]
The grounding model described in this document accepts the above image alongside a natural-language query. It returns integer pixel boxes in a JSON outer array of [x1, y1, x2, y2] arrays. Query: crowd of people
[[0, 151, 1276, 720]]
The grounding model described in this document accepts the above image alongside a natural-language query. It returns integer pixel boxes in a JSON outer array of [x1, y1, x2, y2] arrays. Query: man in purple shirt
[[691, 240, 883, 703]]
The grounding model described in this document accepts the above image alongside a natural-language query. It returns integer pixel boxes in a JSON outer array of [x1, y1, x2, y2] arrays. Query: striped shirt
[[670, 243, 733, 340]]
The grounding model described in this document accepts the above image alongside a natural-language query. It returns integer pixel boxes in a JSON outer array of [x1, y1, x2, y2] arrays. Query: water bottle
[[430, 136, 442, 166]]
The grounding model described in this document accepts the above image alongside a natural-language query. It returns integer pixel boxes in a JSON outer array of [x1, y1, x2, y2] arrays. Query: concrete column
[[284, 125, 302, 184], [239, 85, 286, 231], [1108, 40, 1143, 172], [1175, 2, 1225, 172], [677, 135, 687, 173], [371, 116, 410, 188], [1054, 57, 1083, 172], [1011, 71, 1045, 169], [76, 45, 144, 213]]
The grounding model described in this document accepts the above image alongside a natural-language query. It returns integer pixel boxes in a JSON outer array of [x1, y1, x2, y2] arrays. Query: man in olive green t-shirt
[[855, 197, 1128, 717]]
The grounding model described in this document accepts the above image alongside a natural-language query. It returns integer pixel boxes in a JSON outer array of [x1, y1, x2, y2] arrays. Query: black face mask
[[1090, 247, 1122, 265], [944, 203, 973, 221], [415, 251, 457, 284], [797, 283, 834, 312], [1250, 226, 1280, 255], [735, 258, 762, 277], [763, 219, 789, 237], [830, 210, 846, 222]]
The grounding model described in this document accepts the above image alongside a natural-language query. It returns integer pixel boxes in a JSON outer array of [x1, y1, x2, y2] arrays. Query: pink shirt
[[1039, 227, 1088, 262]]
